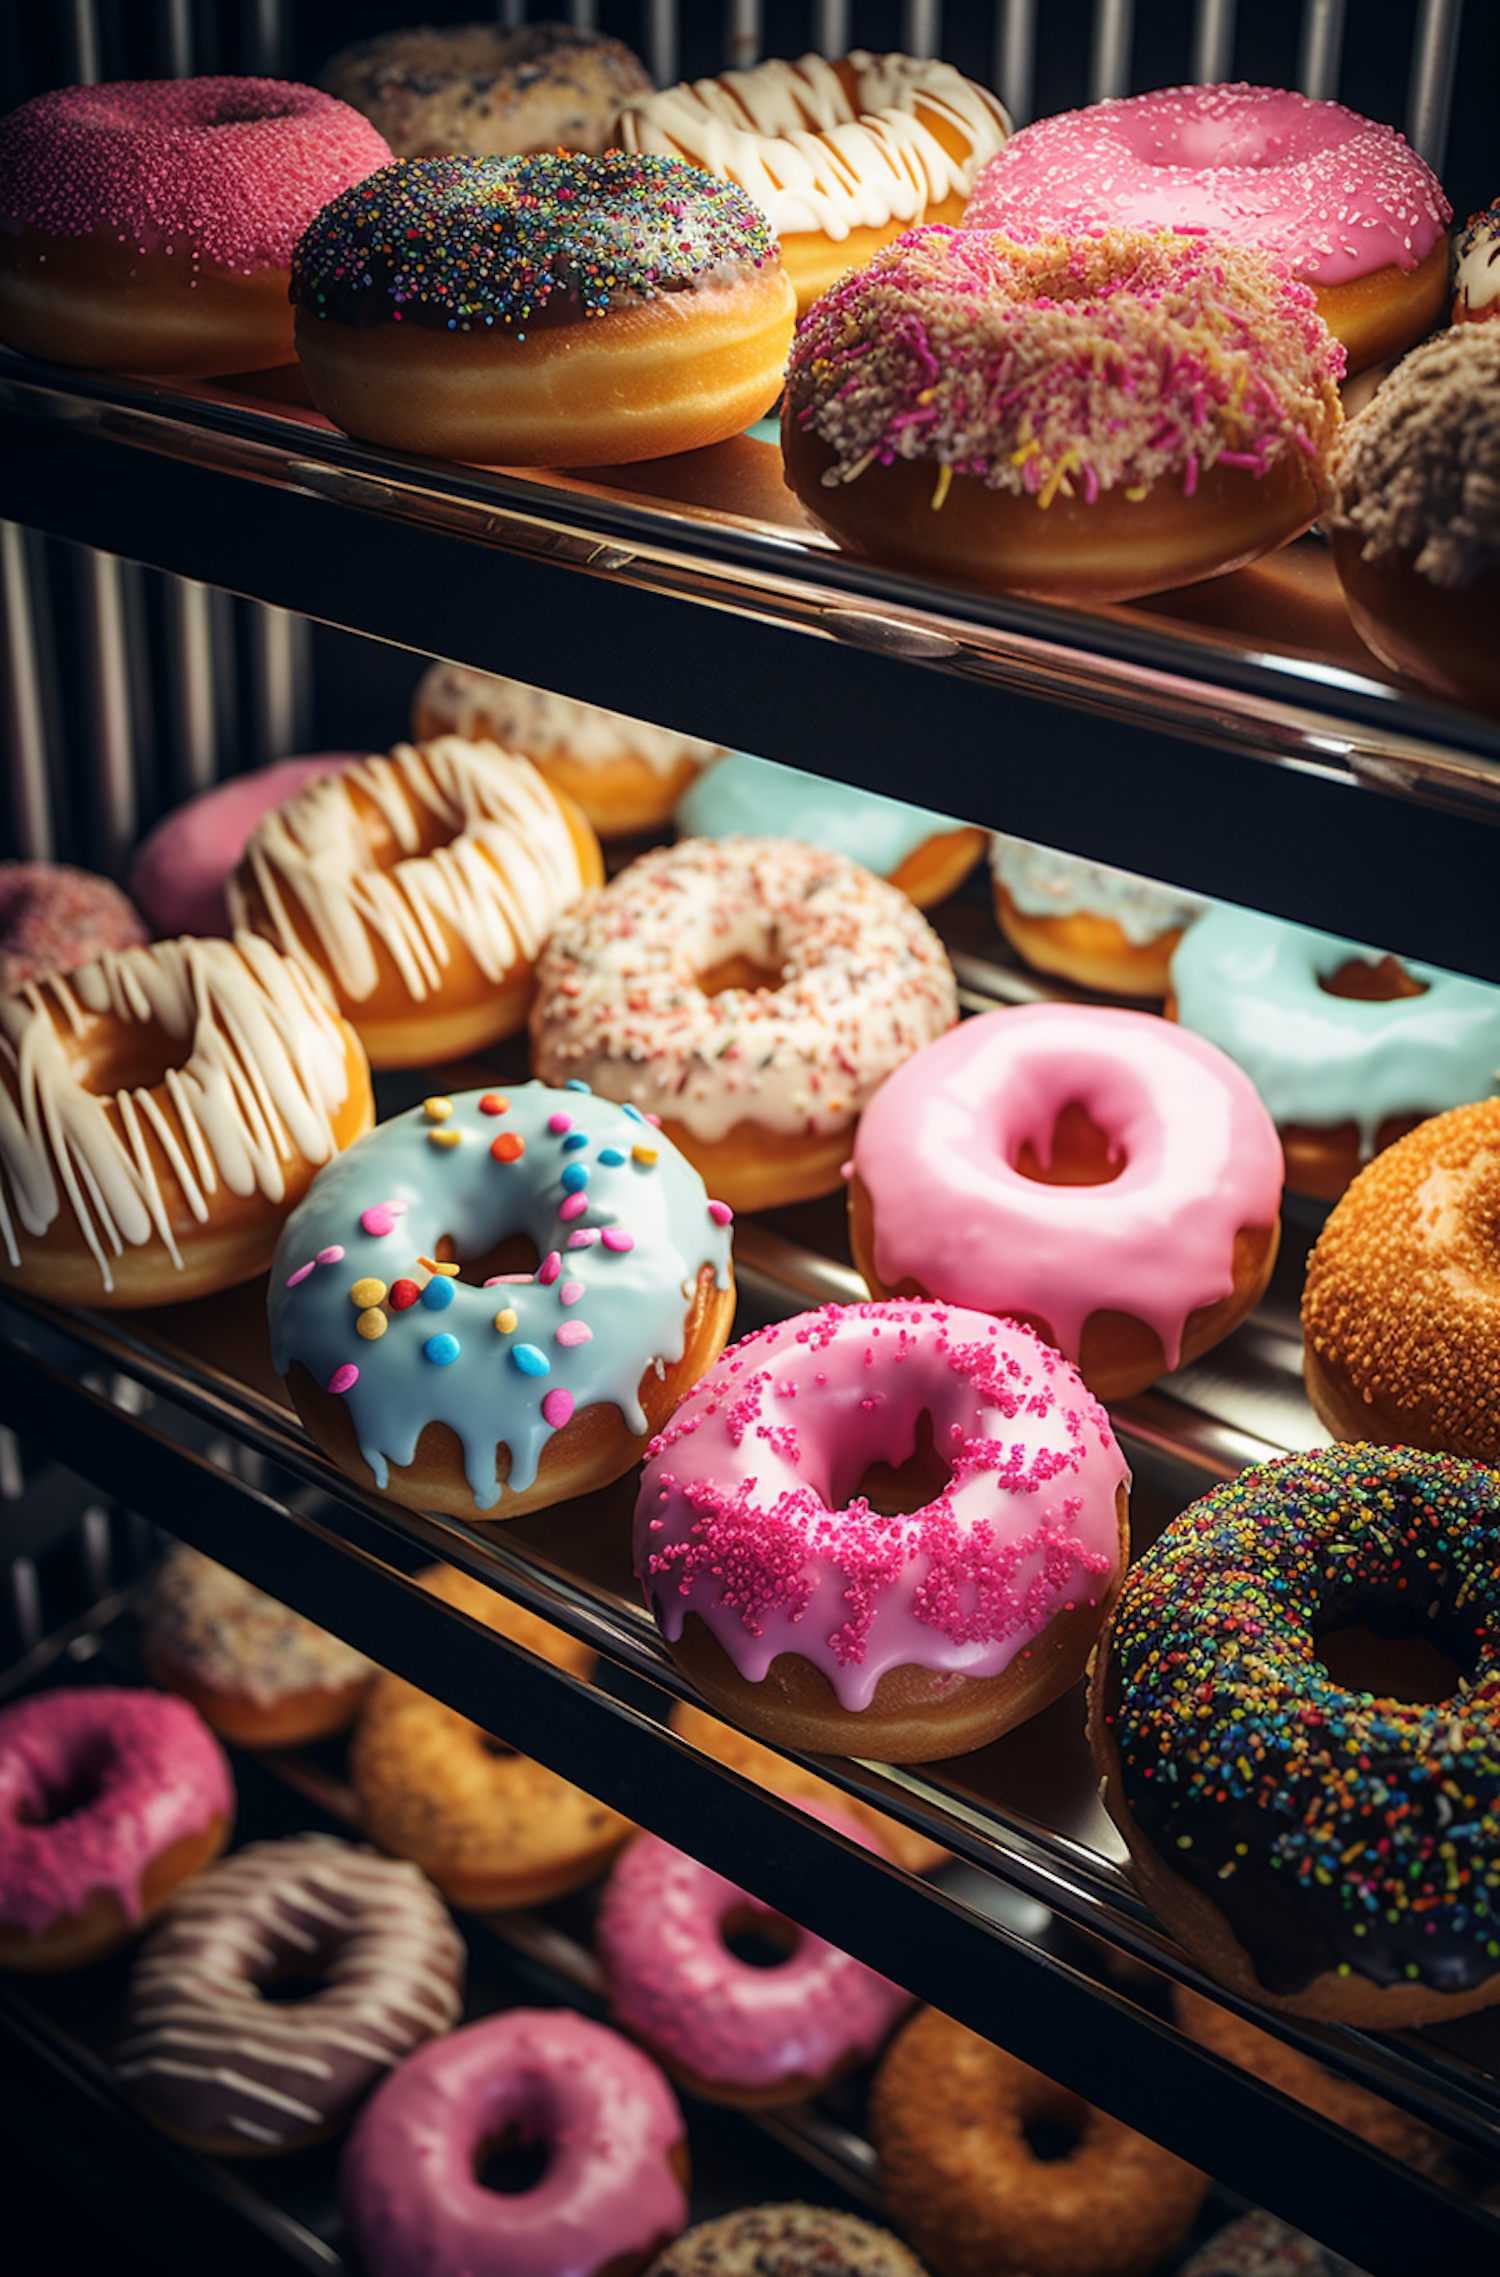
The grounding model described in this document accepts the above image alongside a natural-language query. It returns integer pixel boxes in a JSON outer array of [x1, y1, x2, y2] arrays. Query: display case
[[3, 5, 1500, 2274]]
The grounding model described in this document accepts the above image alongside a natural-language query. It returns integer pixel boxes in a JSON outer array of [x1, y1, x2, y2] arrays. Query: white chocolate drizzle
[[618, 51, 1011, 242], [228, 737, 593, 1007], [0, 934, 357, 1292]]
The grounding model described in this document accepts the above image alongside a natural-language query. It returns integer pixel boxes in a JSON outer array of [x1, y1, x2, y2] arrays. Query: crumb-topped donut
[[645, 2205, 927, 2277], [987, 836, 1205, 998], [0, 861, 145, 991], [0, 935, 373, 1307], [871, 2006, 1206, 2277], [596, 1805, 911, 2106], [617, 50, 1011, 312], [782, 227, 1344, 604], [116, 1833, 464, 2154], [291, 150, 795, 465], [1328, 326, 1500, 715], [0, 77, 390, 372], [349, 1563, 633, 1908], [0, 1686, 232, 1971], [140, 1542, 375, 1749], [1168, 901, 1500, 1199], [530, 835, 958, 1214], [635, 1302, 1129, 1764], [342, 2008, 689, 2277], [1089, 1445, 1500, 2026], [411, 663, 723, 839], [228, 738, 602, 1069], [849, 1004, 1283, 1402], [270, 1082, 735, 1520], [1302, 1099, 1500, 1465], [963, 83, 1450, 373], [319, 21, 652, 158]]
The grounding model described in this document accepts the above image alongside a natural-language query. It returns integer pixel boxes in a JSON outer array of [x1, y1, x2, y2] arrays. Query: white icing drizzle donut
[[617, 51, 1011, 255], [0, 933, 367, 1298], [116, 1834, 464, 2153], [227, 738, 599, 1057]]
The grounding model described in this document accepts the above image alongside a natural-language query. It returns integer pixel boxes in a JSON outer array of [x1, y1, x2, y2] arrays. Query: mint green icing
[[1169, 904, 1500, 1149], [676, 753, 965, 877], [268, 1084, 732, 1509], [989, 833, 1203, 946]]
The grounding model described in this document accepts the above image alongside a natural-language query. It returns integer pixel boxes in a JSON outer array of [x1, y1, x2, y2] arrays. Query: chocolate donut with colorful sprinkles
[[1088, 1444, 1500, 2027], [269, 1082, 736, 1520]]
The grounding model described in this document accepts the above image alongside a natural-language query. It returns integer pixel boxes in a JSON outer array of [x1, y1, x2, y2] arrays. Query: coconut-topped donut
[[782, 227, 1344, 602], [529, 835, 958, 1213], [963, 82, 1450, 372], [270, 1082, 735, 1519]]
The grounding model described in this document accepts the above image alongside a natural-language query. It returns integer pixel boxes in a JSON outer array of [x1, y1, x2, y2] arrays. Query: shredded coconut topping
[[1332, 327, 1500, 589]]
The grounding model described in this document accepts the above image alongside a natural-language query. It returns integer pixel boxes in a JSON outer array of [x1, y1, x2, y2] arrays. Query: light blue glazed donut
[[1169, 903, 1500, 1154], [675, 753, 970, 888], [269, 1082, 733, 1510]]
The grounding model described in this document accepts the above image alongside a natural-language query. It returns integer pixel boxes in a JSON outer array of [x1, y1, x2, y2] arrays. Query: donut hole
[[13, 1740, 109, 1826], [1319, 954, 1427, 1004], [1020, 2081, 1090, 2163], [839, 1409, 953, 1517], [719, 1901, 800, 1969], [1012, 1097, 1126, 1187], [258, 1969, 330, 2006], [440, 1229, 542, 1286], [478, 1730, 517, 1759], [1316, 1620, 1468, 1705], [77, 1018, 193, 1096], [694, 952, 785, 998], [475, 2123, 550, 2195]]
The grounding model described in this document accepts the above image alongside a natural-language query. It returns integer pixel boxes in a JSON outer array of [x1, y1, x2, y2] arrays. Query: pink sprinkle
[[602, 1228, 635, 1253], [645, 1113, 662, 1127], [548, 1112, 573, 1134], [560, 1280, 585, 1306], [541, 1387, 575, 1429], [486, 1272, 533, 1285], [285, 1261, 314, 1288], [360, 1204, 397, 1237], [559, 1194, 588, 1221], [316, 1245, 345, 1265], [707, 1200, 733, 1226], [328, 1363, 359, 1395], [566, 1229, 600, 1249], [538, 1251, 562, 1285], [556, 1321, 593, 1347]]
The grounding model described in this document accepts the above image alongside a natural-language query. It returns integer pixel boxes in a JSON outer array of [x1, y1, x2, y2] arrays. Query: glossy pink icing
[[852, 1003, 1282, 1369], [0, 80, 392, 268], [596, 1803, 910, 2095], [962, 83, 1449, 285], [340, 2007, 687, 2277], [0, 1686, 232, 1940], [634, 1300, 1127, 1713], [128, 754, 364, 937]]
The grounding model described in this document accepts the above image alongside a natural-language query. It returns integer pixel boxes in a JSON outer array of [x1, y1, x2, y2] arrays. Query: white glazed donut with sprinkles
[[269, 1082, 736, 1520]]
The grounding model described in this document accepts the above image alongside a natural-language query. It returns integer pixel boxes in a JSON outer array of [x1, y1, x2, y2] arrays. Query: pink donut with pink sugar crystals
[[634, 1300, 1130, 1763], [962, 82, 1450, 372]]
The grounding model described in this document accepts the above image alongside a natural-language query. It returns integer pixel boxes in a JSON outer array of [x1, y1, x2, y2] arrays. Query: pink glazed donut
[[0, 1686, 233, 1971], [595, 1803, 912, 2107], [849, 1003, 1283, 1403], [634, 1301, 1130, 1764], [962, 82, 1450, 374], [128, 754, 364, 938], [340, 2007, 689, 2277]]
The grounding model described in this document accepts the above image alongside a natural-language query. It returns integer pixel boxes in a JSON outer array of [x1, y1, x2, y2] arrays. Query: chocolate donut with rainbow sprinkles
[[270, 1081, 735, 1520]]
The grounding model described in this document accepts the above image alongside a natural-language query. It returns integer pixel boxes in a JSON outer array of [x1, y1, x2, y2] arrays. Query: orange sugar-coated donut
[[228, 738, 602, 1069], [1302, 1099, 1500, 1464], [870, 2007, 1207, 2277], [1328, 326, 1500, 716], [782, 227, 1344, 605], [0, 1687, 233, 1972], [0, 78, 390, 374], [291, 150, 795, 466], [1089, 1445, 1500, 2029], [349, 1566, 633, 1910], [617, 51, 1012, 314], [318, 21, 653, 159], [0, 935, 373, 1309]]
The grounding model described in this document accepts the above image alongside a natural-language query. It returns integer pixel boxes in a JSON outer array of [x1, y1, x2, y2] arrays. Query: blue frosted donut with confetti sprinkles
[[1089, 1442, 1500, 2027], [269, 1083, 736, 1519]]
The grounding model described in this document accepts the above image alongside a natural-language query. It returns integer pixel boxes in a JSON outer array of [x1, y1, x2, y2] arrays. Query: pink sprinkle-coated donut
[[128, 754, 365, 938], [596, 1803, 911, 2105], [635, 1300, 1129, 1761], [963, 83, 1448, 289], [850, 1003, 1284, 1398], [0, 861, 145, 991], [0, 1687, 233, 1960], [341, 2007, 689, 2277]]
